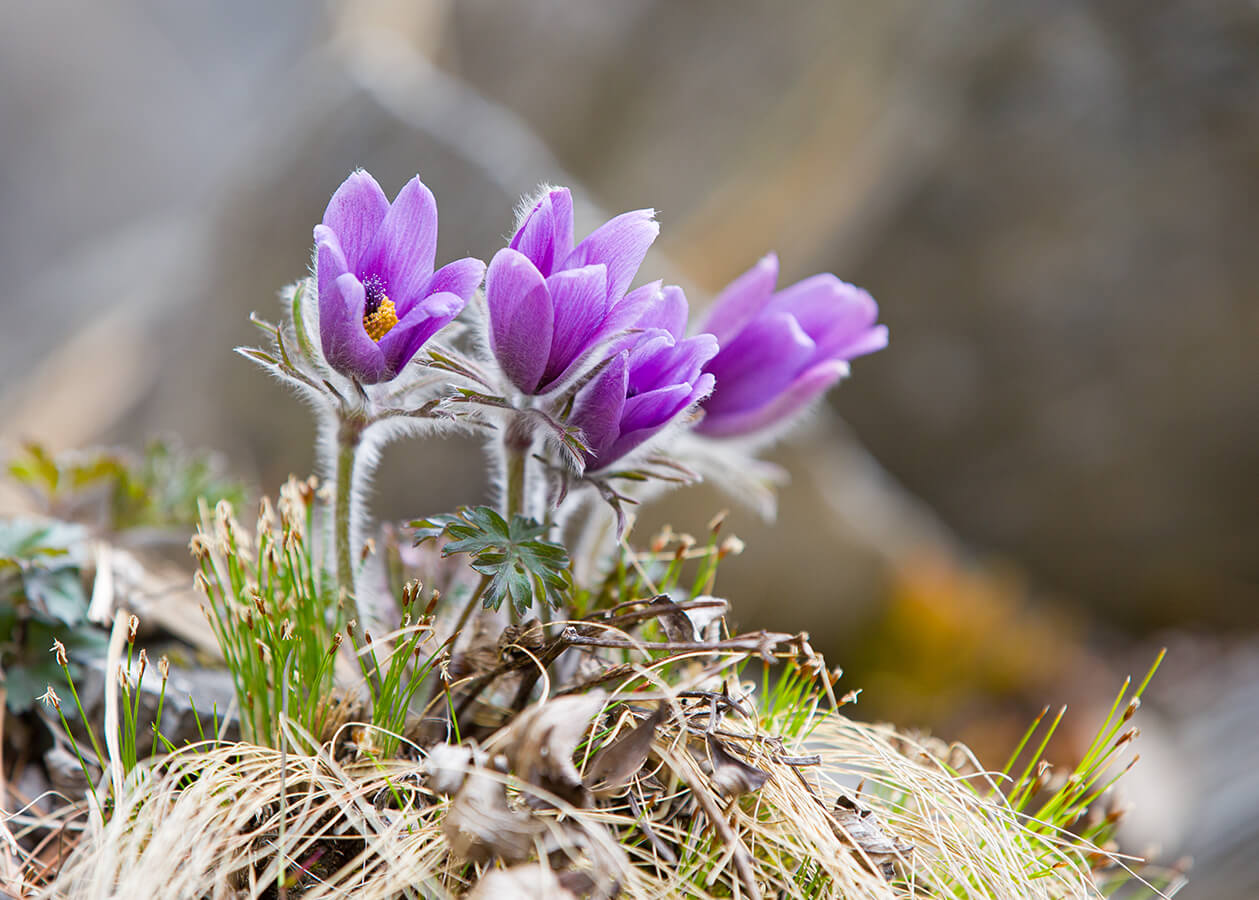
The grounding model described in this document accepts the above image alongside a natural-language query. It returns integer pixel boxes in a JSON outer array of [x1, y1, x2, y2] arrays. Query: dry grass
[[41, 703, 1166, 900]]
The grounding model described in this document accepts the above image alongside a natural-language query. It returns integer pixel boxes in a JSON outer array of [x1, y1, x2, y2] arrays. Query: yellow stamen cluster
[[363, 297, 399, 341]]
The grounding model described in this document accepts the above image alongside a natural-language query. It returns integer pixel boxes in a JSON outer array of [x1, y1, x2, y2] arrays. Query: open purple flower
[[314, 170, 485, 384], [486, 188, 660, 395], [695, 254, 887, 438], [570, 286, 717, 471]]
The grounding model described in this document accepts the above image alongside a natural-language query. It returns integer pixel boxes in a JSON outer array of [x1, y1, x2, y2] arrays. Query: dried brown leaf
[[443, 768, 540, 865], [831, 793, 913, 879], [583, 705, 668, 794], [704, 732, 768, 797], [503, 692, 607, 807], [646, 596, 696, 643], [465, 863, 577, 900], [424, 741, 475, 796]]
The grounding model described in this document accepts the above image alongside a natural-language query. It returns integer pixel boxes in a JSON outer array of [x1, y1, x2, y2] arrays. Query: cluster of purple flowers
[[314, 171, 886, 471]]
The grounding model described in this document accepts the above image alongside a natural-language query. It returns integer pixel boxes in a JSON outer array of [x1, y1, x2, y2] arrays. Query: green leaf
[[24, 568, 87, 626], [411, 506, 571, 617]]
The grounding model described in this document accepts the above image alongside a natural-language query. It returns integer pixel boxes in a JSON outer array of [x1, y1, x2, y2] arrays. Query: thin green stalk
[[451, 574, 492, 642], [60, 664, 106, 770]]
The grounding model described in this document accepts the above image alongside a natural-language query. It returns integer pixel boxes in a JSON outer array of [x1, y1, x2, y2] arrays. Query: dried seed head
[[707, 509, 728, 534], [280, 619, 295, 640], [1105, 802, 1131, 825], [360, 538, 375, 564], [364, 630, 373, 645], [330, 632, 344, 654], [264, 541, 284, 570], [158, 655, 170, 680], [650, 525, 673, 554], [215, 498, 235, 524], [188, 532, 212, 562], [51, 638, 68, 667], [1122, 697, 1141, 722], [718, 536, 745, 559], [1116, 727, 1140, 747], [137, 648, 149, 676], [39, 686, 62, 710], [402, 579, 422, 608], [127, 614, 140, 644], [346, 619, 357, 639]]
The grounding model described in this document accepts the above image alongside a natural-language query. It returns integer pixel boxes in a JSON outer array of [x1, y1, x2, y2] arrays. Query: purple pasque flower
[[486, 187, 660, 395], [314, 170, 485, 384], [695, 253, 887, 438], [570, 286, 717, 471]]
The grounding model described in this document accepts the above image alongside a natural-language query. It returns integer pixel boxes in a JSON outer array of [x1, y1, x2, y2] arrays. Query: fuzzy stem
[[333, 413, 366, 622], [502, 416, 532, 521]]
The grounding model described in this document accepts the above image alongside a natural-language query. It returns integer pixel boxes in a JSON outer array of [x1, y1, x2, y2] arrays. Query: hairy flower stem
[[502, 416, 532, 521], [334, 412, 366, 623]]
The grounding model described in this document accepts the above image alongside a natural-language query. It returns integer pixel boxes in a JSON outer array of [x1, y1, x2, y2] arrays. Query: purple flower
[[570, 287, 717, 471], [313, 171, 485, 384], [486, 188, 660, 395], [695, 254, 887, 437]]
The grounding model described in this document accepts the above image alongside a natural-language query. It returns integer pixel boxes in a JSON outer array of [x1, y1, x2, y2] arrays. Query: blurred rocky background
[[1, 1, 1256, 896]]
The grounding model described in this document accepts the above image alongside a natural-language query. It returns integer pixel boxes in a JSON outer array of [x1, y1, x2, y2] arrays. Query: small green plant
[[192, 477, 346, 748], [345, 581, 447, 758]]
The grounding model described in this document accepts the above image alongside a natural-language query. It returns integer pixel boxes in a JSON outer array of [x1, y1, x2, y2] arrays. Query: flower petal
[[619, 383, 693, 434], [321, 171, 390, 273], [627, 331, 717, 398], [697, 360, 846, 438], [652, 285, 690, 340], [702, 311, 815, 417], [563, 208, 658, 300], [315, 226, 350, 305], [510, 188, 574, 277], [827, 322, 889, 361], [318, 269, 387, 383], [424, 256, 485, 300], [769, 276, 879, 356], [541, 264, 610, 390], [486, 248, 554, 393], [571, 351, 629, 466], [377, 291, 466, 377], [364, 176, 439, 310], [699, 253, 778, 346], [606, 372, 714, 464]]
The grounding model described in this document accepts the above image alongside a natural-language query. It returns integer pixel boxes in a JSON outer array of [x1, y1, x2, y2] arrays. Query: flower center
[[361, 274, 398, 342]]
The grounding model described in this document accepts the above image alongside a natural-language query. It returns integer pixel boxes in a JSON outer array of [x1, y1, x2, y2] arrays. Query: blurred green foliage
[[2, 439, 247, 711], [0, 518, 106, 712], [8, 439, 247, 533]]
